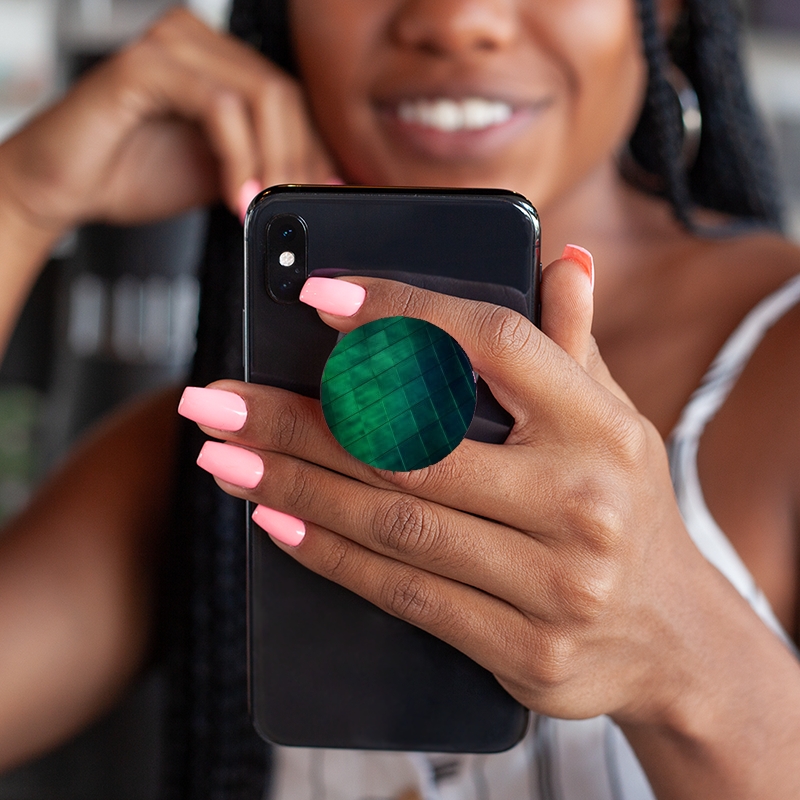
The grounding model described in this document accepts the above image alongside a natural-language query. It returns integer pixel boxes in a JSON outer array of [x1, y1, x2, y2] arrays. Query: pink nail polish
[[196, 441, 263, 488], [179, 387, 247, 431], [299, 277, 366, 317], [325, 176, 345, 185], [252, 505, 306, 547], [561, 244, 595, 293], [238, 179, 262, 223]]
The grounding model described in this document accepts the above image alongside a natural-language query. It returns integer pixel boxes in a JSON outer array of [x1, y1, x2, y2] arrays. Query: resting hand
[[0, 8, 336, 235]]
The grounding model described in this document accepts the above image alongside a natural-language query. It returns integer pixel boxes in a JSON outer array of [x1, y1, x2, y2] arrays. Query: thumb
[[542, 245, 635, 408], [540, 244, 595, 366]]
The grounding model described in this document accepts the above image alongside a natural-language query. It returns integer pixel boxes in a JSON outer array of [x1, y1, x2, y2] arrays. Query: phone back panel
[[245, 187, 539, 752]]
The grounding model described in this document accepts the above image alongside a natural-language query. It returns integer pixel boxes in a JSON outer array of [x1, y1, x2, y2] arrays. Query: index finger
[[301, 275, 605, 432]]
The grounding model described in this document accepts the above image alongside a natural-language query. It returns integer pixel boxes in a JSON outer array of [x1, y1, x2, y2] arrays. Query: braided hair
[[161, 1, 783, 798], [632, 0, 783, 229]]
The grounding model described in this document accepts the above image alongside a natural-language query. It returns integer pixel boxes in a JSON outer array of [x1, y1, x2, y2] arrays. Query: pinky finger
[[258, 510, 532, 687]]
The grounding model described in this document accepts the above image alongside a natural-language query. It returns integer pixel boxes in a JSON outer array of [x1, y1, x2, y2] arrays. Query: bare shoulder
[[699, 228, 800, 297], [700, 229, 800, 454], [696, 230, 800, 634], [716, 230, 800, 377]]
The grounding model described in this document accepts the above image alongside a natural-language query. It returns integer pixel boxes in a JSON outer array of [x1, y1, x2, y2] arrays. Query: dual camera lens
[[266, 214, 307, 303]]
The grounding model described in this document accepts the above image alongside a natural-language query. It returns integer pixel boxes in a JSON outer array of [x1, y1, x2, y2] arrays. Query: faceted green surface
[[321, 316, 476, 471]]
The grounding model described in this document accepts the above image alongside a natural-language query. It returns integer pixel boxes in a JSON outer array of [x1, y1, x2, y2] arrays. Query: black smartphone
[[244, 185, 540, 753]]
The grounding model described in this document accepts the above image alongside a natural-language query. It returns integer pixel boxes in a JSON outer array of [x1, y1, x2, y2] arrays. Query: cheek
[[289, 1, 380, 148], [562, 0, 647, 157], [494, 0, 647, 208]]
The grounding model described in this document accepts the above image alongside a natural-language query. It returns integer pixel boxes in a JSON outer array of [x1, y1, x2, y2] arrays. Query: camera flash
[[279, 251, 295, 267]]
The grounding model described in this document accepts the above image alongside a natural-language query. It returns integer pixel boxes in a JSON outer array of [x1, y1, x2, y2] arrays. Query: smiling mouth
[[396, 97, 514, 132], [379, 94, 545, 161]]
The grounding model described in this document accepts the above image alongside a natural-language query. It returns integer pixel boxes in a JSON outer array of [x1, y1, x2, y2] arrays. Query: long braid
[[163, 208, 269, 800], [630, 0, 696, 227], [681, 0, 783, 225], [229, 0, 295, 73], [631, 0, 783, 229]]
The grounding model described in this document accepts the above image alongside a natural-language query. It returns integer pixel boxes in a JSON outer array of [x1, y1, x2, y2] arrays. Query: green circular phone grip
[[321, 316, 477, 471]]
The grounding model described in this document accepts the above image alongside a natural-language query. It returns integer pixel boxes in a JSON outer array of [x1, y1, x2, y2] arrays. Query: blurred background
[[0, 0, 797, 796]]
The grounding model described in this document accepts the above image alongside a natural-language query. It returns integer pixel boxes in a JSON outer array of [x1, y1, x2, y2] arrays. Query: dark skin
[[0, 0, 798, 796]]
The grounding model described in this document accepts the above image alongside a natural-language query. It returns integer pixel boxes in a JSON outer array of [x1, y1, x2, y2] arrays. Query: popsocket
[[321, 317, 477, 471]]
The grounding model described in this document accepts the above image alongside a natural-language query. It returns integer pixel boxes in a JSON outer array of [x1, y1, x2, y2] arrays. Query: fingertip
[[178, 386, 247, 431], [560, 244, 594, 293], [252, 505, 306, 547], [238, 178, 262, 223], [540, 248, 595, 366], [299, 276, 366, 317]]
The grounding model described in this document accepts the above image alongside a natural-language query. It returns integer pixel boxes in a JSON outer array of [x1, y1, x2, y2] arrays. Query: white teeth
[[397, 98, 513, 132]]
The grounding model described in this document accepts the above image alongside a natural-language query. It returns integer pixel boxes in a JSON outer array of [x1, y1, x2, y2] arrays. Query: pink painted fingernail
[[325, 176, 345, 185], [561, 244, 595, 293], [252, 505, 306, 547], [299, 277, 365, 317], [238, 178, 262, 223], [179, 387, 247, 431], [197, 441, 263, 488]]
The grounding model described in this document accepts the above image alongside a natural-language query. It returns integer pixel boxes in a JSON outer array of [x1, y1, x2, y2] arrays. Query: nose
[[390, 0, 518, 57]]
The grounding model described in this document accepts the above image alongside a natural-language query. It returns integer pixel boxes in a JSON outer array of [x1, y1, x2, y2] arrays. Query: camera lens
[[267, 214, 307, 303]]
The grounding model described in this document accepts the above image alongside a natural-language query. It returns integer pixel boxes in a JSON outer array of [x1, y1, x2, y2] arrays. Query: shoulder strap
[[670, 273, 800, 443], [667, 273, 800, 647]]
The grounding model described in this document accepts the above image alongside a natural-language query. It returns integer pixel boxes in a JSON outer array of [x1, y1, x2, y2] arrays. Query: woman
[[0, 0, 798, 797]]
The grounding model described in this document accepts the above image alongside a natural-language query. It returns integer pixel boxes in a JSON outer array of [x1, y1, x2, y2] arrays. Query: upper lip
[[372, 77, 554, 114]]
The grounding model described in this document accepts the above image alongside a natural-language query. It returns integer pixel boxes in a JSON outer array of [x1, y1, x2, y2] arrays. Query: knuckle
[[105, 46, 159, 116], [382, 570, 442, 626], [271, 400, 309, 452], [601, 405, 649, 471], [387, 447, 464, 495], [316, 535, 352, 582], [531, 630, 576, 688], [373, 495, 439, 558], [384, 463, 433, 493], [283, 460, 316, 514], [393, 281, 429, 320], [478, 305, 538, 363], [560, 558, 619, 623], [561, 477, 628, 553]]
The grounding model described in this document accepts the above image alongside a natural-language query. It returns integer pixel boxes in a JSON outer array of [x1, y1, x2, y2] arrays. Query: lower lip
[[378, 105, 544, 161]]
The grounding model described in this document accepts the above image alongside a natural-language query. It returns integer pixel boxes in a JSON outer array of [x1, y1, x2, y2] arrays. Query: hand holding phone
[[244, 186, 540, 751]]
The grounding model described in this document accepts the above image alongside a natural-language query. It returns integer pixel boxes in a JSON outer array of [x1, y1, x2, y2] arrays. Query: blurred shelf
[[745, 30, 800, 240], [745, 30, 800, 119], [58, 0, 176, 49]]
